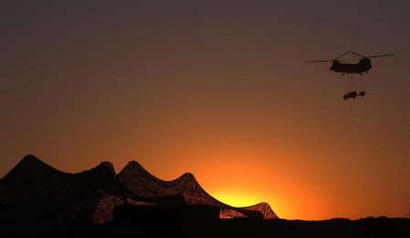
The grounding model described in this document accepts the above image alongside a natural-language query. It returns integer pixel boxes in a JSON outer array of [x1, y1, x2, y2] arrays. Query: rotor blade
[[348, 51, 365, 57], [305, 59, 334, 63], [335, 51, 365, 59], [336, 51, 351, 59], [335, 51, 351, 59], [368, 53, 394, 58]]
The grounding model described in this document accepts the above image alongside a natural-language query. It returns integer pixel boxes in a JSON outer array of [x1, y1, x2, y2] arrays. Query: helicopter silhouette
[[306, 51, 394, 78], [306, 51, 393, 101]]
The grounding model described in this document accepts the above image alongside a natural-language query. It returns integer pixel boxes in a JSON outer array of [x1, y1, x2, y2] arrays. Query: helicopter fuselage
[[330, 57, 372, 75]]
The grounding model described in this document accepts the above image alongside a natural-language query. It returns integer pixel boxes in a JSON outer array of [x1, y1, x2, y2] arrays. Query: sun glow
[[212, 190, 265, 208]]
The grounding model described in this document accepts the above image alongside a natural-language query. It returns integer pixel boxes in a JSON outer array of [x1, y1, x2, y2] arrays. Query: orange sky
[[1, 1, 409, 220]]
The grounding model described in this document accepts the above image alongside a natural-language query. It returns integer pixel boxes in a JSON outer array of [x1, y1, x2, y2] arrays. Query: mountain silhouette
[[0, 155, 278, 224], [118, 161, 278, 219], [241, 202, 278, 219], [0, 155, 126, 223]]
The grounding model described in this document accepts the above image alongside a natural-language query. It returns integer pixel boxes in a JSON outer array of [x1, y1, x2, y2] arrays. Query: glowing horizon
[[1, 0, 409, 221]]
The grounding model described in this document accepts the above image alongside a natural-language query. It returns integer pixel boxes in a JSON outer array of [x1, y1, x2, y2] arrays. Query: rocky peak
[[1, 154, 58, 182], [118, 161, 158, 184], [19, 154, 41, 163], [120, 161, 144, 175], [175, 173, 198, 185], [243, 202, 278, 219], [91, 161, 116, 178], [14, 154, 50, 169]]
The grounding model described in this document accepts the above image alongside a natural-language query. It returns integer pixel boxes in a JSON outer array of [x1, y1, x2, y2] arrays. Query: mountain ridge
[[0, 155, 125, 223], [1, 155, 278, 222], [119, 160, 278, 219]]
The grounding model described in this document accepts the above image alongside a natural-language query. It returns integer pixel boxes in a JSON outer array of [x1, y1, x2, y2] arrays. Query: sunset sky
[[1, 0, 409, 220]]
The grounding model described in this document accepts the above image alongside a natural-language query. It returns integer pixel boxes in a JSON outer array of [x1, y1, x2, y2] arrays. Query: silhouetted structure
[[1, 155, 409, 238], [118, 161, 277, 219]]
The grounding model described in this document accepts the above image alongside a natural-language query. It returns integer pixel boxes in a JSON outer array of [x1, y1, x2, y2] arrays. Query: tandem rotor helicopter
[[306, 51, 394, 100]]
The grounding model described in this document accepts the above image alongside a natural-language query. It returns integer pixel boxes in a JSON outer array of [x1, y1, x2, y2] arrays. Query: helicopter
[[306, 51, 393, 101], [306, 51, 394, 78]]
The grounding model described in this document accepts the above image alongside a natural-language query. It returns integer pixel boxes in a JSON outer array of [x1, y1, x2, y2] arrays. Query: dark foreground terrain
[[0, 203, 409, 238], [0, 155, 408, 238]]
